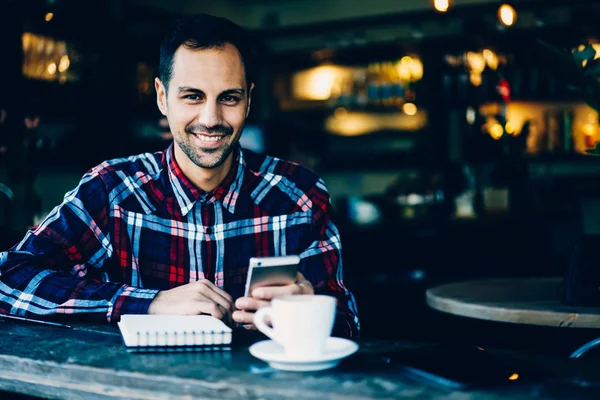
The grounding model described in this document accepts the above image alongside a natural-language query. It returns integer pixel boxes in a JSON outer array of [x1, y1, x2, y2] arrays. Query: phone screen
[[244, 256, 299, 297], [383, 344, 555, 390]]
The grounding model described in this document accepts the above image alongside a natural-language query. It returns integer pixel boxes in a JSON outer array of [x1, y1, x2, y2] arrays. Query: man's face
[[155, 43, 252, 171]]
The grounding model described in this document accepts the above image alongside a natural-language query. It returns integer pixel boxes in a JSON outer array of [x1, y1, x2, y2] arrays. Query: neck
[[173, 147, 233, 193]]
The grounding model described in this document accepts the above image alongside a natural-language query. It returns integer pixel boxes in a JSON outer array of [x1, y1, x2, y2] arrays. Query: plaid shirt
[[0, 144, 360, 337]]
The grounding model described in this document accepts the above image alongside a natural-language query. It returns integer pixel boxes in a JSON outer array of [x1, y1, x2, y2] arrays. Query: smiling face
[[155, 42, 253, 179]]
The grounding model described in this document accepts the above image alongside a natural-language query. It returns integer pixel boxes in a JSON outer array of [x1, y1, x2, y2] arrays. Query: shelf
[[528, 157, 600, 177], [280, 100, 424, 114], [461, 153, 600, 178], [480, 99, 587, 108], [319, 160, 424, 173]]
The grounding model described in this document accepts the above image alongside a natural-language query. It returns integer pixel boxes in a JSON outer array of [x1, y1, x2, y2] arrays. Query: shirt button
[[205, 227, 213, 234]]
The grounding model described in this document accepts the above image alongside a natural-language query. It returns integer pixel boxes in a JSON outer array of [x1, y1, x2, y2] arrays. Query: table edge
[[425, 280, 600, 328]]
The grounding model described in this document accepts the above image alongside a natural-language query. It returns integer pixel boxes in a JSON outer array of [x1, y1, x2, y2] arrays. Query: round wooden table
[[426, 277, 600, 329]]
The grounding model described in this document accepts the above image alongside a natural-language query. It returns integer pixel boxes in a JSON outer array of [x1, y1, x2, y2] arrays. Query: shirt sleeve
[[0, 169, 159, 322], [298, 181, 360, 338]]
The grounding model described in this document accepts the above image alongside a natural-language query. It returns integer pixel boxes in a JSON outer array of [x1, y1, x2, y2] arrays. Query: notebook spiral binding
[[127, 329, 232, 353]]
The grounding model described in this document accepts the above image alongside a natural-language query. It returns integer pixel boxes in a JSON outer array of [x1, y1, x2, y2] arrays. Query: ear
[[246, 82, 254, 118], [155, 77, 167, 116]]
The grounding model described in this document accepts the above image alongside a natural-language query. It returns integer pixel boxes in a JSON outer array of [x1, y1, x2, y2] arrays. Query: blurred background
[[1, 0, 600, 340]]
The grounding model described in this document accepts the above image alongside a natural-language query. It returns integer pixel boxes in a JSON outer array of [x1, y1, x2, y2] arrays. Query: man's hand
[[233, 272, 313, 330], [148, 280, 234, 326]]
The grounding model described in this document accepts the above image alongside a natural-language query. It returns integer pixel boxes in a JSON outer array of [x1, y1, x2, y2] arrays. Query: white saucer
[[248, 337, 359, 371]]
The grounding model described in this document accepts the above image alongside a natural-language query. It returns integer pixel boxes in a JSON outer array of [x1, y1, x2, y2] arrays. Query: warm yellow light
[[583, 123, 596, 137], [396, 57, 423, 82], [45, 12, 54, 22], [467, 52, 486, 73], [445, 55, 458, 66], [334, 107, 348, 119], [326, 110, 427, 136], [482, 49, 499, 70], [469, 72, 482, 87], [508, 373, 519, 381], [22, 32, 78, 82], [397, 63, 411, 82], [139, 82, 150, 94], [292, 65, 352, 101], [433, 0, 450, 13], [489, 123, 504, 140], [403, 103, 418, 116], [58, 55, 70, 72], [505, 121, 516, 135], [47, 62, 57, 75], [369, 63, 381, 74], [498, 4, 517, 27], [579, 44, 600, 67], [408, 58, 424, 81], [22, 33, 31, 51]]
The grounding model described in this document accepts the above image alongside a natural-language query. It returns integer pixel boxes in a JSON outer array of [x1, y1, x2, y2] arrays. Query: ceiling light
[[498, 4, 517, 27]]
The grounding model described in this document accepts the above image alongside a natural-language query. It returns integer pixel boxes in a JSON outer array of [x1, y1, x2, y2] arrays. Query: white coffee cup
[[253, 294, 336, 360]]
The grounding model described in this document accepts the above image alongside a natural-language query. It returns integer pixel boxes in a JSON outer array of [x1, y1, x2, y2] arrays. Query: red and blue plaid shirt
[[0, 144, 360, 337]]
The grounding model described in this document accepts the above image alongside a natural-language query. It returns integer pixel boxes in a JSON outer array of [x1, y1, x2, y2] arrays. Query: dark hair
[[159, 13, 255, 91]]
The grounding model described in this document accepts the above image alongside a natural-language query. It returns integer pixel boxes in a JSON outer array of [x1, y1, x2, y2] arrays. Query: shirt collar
[[165, 143, 245, 216]]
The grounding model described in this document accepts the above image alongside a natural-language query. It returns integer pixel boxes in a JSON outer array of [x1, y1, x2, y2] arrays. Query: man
[[0, 14, 360, 337]]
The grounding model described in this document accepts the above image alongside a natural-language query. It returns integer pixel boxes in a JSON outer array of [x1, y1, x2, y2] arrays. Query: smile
[[192, 133, 228, 148], [197, 135, 224, 142]]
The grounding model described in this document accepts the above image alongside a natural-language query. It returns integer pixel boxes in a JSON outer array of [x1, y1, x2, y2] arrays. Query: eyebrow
[[177, 87, 245, 96]]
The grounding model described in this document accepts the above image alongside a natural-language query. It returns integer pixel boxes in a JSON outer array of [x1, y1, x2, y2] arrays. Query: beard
[[177, 124, 239, 169]]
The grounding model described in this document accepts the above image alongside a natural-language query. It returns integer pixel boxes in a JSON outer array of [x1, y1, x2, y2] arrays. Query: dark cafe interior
[[5, 0, 600, 398]]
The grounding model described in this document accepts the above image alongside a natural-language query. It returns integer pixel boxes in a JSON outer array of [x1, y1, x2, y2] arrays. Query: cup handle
[[253, 307, 277, 342]]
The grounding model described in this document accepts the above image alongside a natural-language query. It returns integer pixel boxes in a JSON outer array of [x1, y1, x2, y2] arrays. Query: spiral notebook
[[118, 314, 233, 353]]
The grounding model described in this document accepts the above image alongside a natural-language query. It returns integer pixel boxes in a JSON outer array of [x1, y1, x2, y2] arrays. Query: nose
[[198, 100, 221, 129]]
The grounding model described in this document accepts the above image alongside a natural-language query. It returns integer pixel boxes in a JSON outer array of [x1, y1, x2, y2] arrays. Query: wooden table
[[0, 319, 591, 400], [426, 277, 600, 328]]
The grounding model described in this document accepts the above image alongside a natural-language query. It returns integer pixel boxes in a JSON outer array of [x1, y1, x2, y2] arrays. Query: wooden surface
[[0, 319, 582, 400], [426, 277, 600, 328]]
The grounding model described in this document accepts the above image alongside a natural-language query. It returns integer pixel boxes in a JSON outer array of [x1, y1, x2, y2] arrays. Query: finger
[[296, 272, 306, 282], [252, 283, 302, 300], [219, 304, 233, 327], [243, 324, 257, 330], [297, 279, 314, 294], [206, 281, 234, 304], [195, 280, 234, 304], [232, 310, 256, 325], [295, 272, 313, 292], [195, 281, 234, 313], [235, 296, 269, 311], [233, 312, 271, 327], [196, 301, 225, 320]]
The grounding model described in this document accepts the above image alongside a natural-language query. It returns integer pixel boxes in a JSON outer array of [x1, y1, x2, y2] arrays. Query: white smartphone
[[244, 255, 300, 297]]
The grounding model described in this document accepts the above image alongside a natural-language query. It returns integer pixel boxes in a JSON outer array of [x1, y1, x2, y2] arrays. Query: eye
[[183, 94, 202, 101], [220, 95, 241, 104]]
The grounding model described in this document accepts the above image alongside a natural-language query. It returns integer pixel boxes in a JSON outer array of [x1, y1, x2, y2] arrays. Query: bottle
[[353, 69, 368, 108], [367, 63, 381, 106], [380, 62, 393, 107], [338, 76, 353, 107], [544, 109, 560, 153], [561, 109, 574, 153]]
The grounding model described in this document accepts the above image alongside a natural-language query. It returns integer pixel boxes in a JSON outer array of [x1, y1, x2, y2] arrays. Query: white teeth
[[198, 135, 223, 142]]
